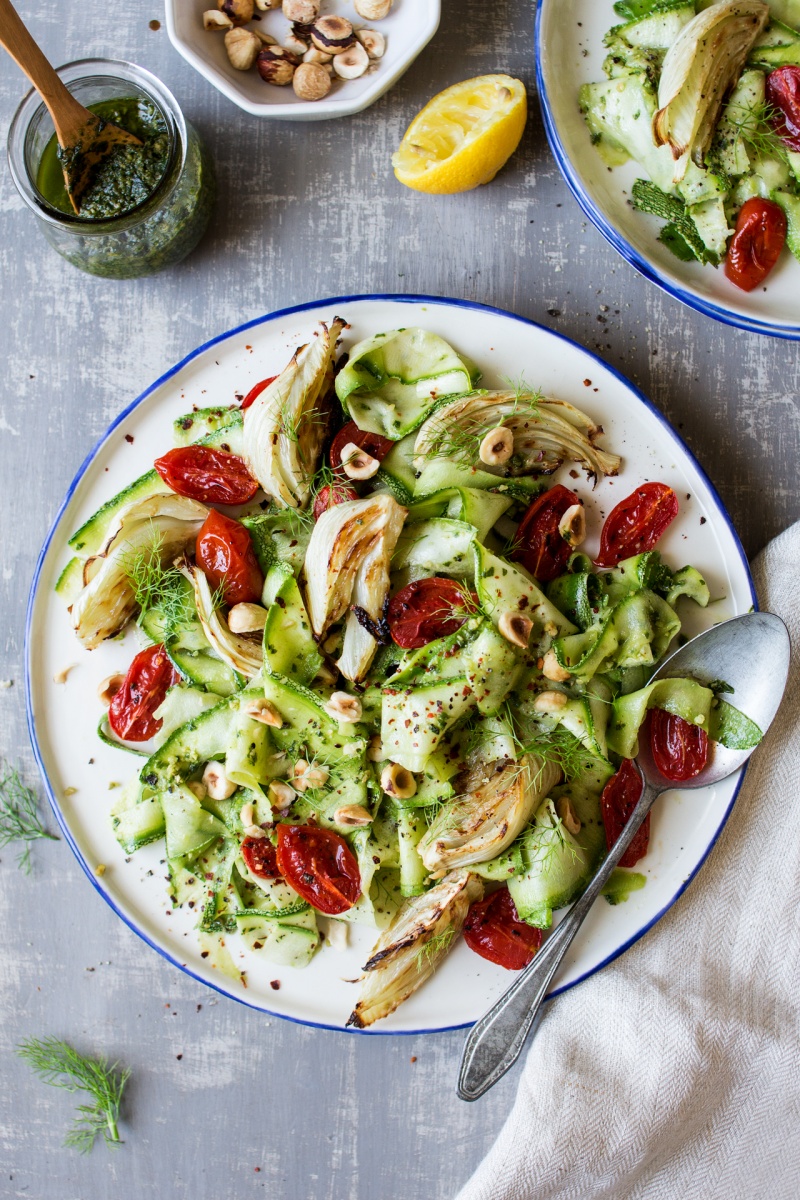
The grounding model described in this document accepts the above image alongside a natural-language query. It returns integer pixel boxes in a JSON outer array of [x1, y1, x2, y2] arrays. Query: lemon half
[[392, 75, 527, 195]]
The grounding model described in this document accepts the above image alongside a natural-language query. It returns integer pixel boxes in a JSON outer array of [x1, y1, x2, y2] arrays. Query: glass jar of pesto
[[7, 59, 215, 279]]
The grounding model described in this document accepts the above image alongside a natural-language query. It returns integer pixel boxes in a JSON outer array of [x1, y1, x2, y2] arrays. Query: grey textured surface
[[1, 2, 799, 1198]]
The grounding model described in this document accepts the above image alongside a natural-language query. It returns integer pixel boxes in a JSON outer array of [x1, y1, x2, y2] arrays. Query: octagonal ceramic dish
[[165, 0, 440, 119]]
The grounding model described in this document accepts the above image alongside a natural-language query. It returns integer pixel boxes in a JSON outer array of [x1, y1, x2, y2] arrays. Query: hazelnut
[[255, 0, 281, 9], [227, 602, 268, 633], [284, 32, 310, 57], [357, 0, 393, 16], [533, 690, 568, 714], [302, 46, 332, 64], [268, 780, 296, 809], [355, 0, 392, 18], [380, 762, 417, 800], [367, 733, 384, 761], [293, 61, 332, 101], [217, 0, 255, 26], [556, 797, 581, 836], [225, 27, 262, 70], [257, 46, 296, 85], [293, 759, 330, 791], [324, 691, 362, 723], [558, 503, 586, 547], [282, 0, 319, 22], [340, 441, 380, 479], [498, 610, 533, 648], [356, 29, 386, 59], [97, 673, 125, 706], [542, 649, 571, 682], [334, 804, 373, 827], [244, 698, 284, 727], [310, 15, 355, 55], [479, 426, 514, 466], [332, 42, 370, 80], [203, 9, 234, 30], [203, 762, 237, 800]]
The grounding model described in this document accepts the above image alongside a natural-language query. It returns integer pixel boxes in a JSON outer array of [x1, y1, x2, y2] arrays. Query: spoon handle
[[457, 770, 661, 1101], [0, 0, 89, 143]]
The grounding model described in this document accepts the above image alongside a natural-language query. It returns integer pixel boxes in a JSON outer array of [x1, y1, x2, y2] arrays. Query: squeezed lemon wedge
[[392, 75, 527, 194]]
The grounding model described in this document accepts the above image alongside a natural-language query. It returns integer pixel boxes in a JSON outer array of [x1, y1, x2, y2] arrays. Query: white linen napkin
[[456, 522, 800, 1200]]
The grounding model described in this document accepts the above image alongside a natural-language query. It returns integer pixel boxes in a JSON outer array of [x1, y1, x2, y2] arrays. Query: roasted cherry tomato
[[240, 375, 277, 410], [724, 198, 787, 293], [387, 577, 475, 649], [154, 445, 259, 505], [313, 480, 358, 521], [241, 835, 281, 880], [596, 482, 678, 567], [511, 484, 580, 582], [275, 824, 361, 915], [601, 757, 649, 868], [767, 65, 800, 152], [195, 509, 263, 606], [329, 421, 394, 473], [649, 708, 709, 782], [108, 643, 179, 743], [463, 887, 542, 971]]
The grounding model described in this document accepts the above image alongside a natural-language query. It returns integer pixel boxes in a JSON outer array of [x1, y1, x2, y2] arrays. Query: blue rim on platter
[[534, 0, 800, 341], [25, 293, 757, 1034]]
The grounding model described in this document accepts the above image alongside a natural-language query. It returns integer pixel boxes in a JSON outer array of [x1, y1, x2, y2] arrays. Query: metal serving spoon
[[458, 611, 790, 1101], [0, 0, 141, 213]]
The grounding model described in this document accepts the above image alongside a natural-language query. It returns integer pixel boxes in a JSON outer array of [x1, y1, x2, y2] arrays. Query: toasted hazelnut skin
[[98, 673, 125, 706], [218, 0, 255, 26], [340, 442, 379, 479], [355, 0, 392, 18], [334, 804, 373, 827], [479, 426, 514, 466], [257, 46, 296, 84], [380, 762, 417, 800], [310, 15, 355, 54], [225, 27, 262, 70], [498, 610, 534, 648], [282, 0, 319, 22], [293, 61, 332, 101]]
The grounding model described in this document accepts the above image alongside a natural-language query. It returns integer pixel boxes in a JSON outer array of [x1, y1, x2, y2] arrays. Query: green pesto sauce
[[37, 97, 169, 220]]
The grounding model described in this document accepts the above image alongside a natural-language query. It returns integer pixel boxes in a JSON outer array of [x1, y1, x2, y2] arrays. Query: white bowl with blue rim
[[165, 0, 439, 120], [535, 0, 800, 339]]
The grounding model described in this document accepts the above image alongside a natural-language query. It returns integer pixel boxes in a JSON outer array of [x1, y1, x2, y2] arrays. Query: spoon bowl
[[457, 612, 791, 1101], [638, 612, 789, 790]]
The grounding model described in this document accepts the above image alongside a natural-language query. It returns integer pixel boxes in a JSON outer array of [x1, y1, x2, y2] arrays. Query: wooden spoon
[[0, 0, 141, 214]]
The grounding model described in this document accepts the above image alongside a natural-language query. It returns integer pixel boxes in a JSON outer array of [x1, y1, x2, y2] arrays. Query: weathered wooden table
[[1, 3, 798, 1197]]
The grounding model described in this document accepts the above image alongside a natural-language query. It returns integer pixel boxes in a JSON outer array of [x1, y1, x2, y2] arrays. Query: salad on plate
[[581, 0, 800, 290], [55, 318, 761, 1027]]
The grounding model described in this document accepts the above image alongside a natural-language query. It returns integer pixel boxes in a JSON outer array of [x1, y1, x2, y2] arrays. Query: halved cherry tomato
[[241, 836, 281, 880], [313, 480, 358, 521], [767, 66, 800, 153], [464, 887, 542, 970], [154, 445, 259, 505], [596, 482, 678, 567], [601, 757, 649, 868], [240, 376, 278, 411], [195, 509, 263, 606], [329, 421, 394, 473], [649, 708, 709, 782], [275, 824, 361, 915], [108, 643, 179, 743], [387, 577, 475, 649], [511, 484, 580, 582], [724, 198, 787, 293]]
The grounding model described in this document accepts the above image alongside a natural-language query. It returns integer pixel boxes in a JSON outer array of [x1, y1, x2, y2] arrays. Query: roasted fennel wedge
[[417, 756, 562, 875], [347, 870, 483, 1028]]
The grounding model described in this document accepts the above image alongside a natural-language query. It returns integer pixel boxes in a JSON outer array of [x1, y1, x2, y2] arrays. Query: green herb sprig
[[17, 1037, 130, 1152], [0, 761, 58, 873], [415, 927, 456, 971]]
